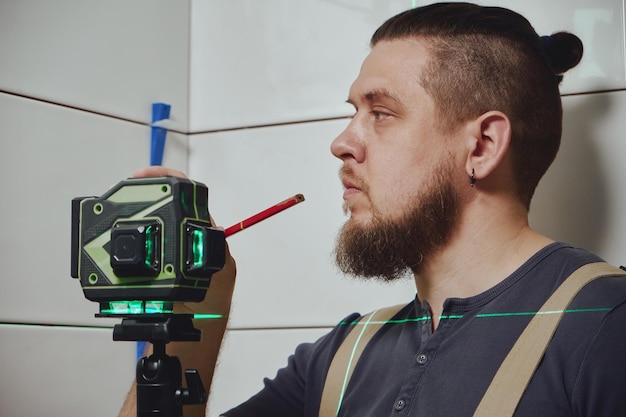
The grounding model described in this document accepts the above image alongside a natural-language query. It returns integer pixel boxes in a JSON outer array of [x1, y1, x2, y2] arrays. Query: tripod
[[111, 313, 207, 417]]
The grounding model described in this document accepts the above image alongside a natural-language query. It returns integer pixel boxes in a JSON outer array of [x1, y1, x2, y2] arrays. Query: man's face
[[331, 38, 461, 280]]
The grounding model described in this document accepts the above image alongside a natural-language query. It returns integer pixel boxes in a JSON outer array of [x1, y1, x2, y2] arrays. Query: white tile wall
[[530, 90, 626, 266], [188, 0, 413, 131], [0, 92, 187, 416], [0, 324, 135, 417], [0, 0, 191, 131], [0, 93, 188, 327], [479, 0, 626, 94], [1, 1, 625, 416]]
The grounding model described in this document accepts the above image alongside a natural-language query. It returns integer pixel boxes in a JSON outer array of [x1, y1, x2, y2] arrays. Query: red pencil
[[224, 194, 305, 237]]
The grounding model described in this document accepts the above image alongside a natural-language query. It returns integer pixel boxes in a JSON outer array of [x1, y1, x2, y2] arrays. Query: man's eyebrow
[[346, 88, 403, 108]]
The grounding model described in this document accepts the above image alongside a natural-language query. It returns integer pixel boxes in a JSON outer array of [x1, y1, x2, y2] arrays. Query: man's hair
[[371, 2, 583, 208]]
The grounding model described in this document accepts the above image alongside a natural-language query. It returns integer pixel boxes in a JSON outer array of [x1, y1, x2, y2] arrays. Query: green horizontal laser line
[[96, 312, 223, 319], [474, 307, 612, 318], [193, 314, 223, 320], [339, 316, 431, 326], [339, 307, 612, 326]]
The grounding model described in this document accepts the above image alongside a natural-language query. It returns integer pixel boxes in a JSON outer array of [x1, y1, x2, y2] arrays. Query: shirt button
[[394, 399, 406, 411], [417, 354, 428, 364]]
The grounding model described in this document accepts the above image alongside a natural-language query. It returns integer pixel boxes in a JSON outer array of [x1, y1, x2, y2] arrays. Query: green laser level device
[[71, 176, 225, 315]]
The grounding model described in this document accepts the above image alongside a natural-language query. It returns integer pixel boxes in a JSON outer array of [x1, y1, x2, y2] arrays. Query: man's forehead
[[347, 39, 431, 107]]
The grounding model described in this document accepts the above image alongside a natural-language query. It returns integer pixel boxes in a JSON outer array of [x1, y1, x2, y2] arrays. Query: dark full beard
[[334, 165, 458, 282]]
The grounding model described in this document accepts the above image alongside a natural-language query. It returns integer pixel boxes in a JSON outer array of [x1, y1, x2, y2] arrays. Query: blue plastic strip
[[137, 341, 148, 360], [150, 102, 171, 166]]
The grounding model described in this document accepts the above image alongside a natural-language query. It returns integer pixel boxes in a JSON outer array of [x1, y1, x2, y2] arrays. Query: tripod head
[[110, 313, 207, 417]]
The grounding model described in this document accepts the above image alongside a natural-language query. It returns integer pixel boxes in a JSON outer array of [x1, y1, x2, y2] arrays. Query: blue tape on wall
[[150, 102, 171, 166], [139, 102, 171, 356], [137, 341, 148, 360]]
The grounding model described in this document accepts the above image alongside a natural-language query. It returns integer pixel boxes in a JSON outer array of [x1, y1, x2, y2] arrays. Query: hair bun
[[541, 32, 584, 74]]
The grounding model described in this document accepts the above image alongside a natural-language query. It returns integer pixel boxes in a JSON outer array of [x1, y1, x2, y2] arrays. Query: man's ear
[[464, 111, 512, 181]]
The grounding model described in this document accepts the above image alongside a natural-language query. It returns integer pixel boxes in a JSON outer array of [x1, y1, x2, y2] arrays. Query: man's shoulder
[[532, 242, 626, 307], [529, 242, 605, 275]]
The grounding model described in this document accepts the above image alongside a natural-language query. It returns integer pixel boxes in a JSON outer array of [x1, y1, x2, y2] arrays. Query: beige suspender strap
[[319, 304, 405, 417], [473, 261, 626, 417]]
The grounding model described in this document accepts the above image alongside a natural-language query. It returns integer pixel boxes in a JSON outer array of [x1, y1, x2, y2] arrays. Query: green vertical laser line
[[337, 309, 381, 417]]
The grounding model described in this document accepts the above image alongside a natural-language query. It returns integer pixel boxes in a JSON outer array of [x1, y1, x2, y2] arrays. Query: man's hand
[[133, 166, 188, 179]]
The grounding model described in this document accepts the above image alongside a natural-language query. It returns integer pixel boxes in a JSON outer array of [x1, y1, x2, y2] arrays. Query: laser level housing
[[71, 176, 225, 315]]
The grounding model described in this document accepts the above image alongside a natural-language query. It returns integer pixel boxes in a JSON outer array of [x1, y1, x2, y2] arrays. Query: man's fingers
[[133, 166, 188, 179]]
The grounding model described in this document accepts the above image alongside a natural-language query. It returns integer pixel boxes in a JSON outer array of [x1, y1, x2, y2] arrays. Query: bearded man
[[119, 3, 626, 417]]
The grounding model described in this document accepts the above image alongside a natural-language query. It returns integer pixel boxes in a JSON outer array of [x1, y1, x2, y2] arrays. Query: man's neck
[[413, 203, 553, 329]]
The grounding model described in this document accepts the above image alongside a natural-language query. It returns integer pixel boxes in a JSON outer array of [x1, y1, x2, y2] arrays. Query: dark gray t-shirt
[[224, 242, 626, 416]]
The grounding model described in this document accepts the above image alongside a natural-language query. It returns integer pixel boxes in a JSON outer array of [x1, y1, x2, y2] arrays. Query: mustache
[[339, 166, 367, 191]]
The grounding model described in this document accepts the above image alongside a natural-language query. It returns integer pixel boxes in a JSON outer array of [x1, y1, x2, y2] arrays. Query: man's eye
[[372, 111, 386, 121]]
